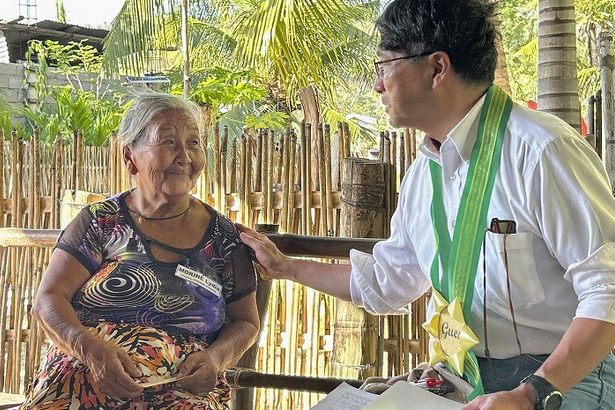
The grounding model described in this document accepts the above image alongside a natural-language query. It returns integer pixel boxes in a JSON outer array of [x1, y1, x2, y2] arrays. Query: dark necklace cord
[[127, 203, 191, 221]]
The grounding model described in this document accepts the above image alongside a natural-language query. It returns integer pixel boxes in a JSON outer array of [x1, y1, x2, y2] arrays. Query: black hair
[[375, 0, 498, 84]]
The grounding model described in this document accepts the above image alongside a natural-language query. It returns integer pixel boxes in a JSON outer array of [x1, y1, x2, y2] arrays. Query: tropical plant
[[102, 0, 382, 151], [18, 39, 127, 145]]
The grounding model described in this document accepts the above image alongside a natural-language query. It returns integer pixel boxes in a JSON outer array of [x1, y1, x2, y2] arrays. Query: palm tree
[[102, 0, 379, 130], [537, 0, 581, 131]]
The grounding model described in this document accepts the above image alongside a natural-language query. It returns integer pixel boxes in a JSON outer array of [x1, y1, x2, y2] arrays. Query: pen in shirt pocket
[[489, 218, 516, 234]]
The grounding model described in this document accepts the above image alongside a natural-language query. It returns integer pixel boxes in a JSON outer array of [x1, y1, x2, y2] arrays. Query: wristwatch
[[520, 374, 563, 410]]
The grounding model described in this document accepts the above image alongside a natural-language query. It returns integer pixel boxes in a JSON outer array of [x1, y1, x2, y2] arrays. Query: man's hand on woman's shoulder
[[236, 224, 293, 280]]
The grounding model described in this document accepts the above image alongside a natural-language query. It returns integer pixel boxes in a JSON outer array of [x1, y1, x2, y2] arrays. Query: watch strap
[[520, 374, 562, 409]]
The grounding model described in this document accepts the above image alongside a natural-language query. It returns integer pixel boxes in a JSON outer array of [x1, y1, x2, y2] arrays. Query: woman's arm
[[176, 291, 260, 394], [34, 249, 143, 399]]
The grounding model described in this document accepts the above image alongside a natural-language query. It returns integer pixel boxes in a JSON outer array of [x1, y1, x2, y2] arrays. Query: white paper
[[310, 382, 377, 410], [362, 381, 463, 410]]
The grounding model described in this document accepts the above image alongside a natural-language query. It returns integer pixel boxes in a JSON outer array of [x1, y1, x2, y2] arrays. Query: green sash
[[428, 84, 512, 399]]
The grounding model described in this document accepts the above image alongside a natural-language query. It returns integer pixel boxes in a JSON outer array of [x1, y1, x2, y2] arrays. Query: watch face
[[544, 391, 563, 410]]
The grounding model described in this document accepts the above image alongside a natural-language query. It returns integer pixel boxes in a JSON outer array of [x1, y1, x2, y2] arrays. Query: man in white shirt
[[239, 0, 615, 408]]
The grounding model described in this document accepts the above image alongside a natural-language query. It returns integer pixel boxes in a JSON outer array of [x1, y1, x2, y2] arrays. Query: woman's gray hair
[[118, 90, 203, 148]]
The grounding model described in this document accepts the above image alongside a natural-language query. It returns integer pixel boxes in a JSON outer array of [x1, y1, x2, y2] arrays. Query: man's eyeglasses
[[374, 51, 434, 78]]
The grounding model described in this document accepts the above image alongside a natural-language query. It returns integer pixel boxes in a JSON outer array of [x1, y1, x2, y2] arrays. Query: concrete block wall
[[0, 62, 25, 105], [0, 62, 123, 109]]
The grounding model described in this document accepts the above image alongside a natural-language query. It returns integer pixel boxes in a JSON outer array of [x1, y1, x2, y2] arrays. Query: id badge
[[174, 264, 223, 298]]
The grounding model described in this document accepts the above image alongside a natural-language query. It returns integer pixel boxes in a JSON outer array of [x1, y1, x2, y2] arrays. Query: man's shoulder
[[507, 103, 581, 151]]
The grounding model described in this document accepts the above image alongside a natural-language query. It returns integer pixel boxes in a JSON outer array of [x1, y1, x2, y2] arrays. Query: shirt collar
[[419, 93, 487, 163]]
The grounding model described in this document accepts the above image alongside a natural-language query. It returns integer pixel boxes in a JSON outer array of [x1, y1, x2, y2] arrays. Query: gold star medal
[[422, 289, 480, 375]]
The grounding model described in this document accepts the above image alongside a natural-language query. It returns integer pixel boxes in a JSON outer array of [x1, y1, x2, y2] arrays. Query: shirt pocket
[[479, 231, 546, 309]]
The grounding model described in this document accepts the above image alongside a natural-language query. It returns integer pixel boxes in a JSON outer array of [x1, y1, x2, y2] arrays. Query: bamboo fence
[[0, 123, 426, 409]]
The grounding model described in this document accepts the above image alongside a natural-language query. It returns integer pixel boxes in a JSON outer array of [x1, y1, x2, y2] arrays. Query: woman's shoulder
[[197, 200, 243, 247], [86, 193, 123, 217]]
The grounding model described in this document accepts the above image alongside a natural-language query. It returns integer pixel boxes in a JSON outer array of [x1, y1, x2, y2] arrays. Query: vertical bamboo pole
[[266, 130, 275, 223], [288, 131, 297, 233], [214, 124, 221, 210], [324, 124, 333, 237], [109, 132, 117, 194], [262, 129, 269, 223], [343, 123, 351, 158], [52, 135, 63, 228], [280, 128, 291, 232], [202, 130, 209, 203], [245, 137, 254, 226], [383, 134, 391, 237], [390, 131, 398, 209], [0, 130, 4, 228], [77, 131, 84, 191], [317, 125, 327, 236], [230, 139, 237, 193], [11, 129, 20, 227], [300, 122, 308, 235], [220, 126, 228, 214], [399, 130, 406, 181], [239, 134, 247, 225]]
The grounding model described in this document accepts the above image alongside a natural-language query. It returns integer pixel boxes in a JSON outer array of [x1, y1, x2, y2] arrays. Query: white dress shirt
[[349, 94, 615, 359]]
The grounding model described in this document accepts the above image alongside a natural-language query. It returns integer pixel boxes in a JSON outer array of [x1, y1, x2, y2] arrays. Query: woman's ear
[[123, 146, 138, 175]]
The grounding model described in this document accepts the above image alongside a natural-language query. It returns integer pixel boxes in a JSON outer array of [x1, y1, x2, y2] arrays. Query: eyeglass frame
[[374, 51, 435, 78]]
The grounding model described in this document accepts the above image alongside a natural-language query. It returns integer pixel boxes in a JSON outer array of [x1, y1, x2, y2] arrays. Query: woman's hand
[[237, 224, 292, 280], [176, 350, 220, 395], [76, 332, 144, 399]]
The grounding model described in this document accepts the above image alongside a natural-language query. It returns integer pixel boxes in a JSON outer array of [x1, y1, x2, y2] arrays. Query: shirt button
[[449, 174, 456, 180]]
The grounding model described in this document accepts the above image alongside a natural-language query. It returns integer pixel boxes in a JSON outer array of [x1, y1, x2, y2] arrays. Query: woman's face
[[128, 110, 205, 199]]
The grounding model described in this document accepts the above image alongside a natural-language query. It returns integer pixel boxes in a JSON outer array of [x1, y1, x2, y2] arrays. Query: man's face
[[373, 49, 433, 130]]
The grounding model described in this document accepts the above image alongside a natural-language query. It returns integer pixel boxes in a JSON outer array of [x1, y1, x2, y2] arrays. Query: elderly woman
[[21, 91, 259, 409]]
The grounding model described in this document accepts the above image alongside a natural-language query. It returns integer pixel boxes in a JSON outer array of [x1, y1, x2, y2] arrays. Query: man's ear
[[430, 51, 451, 90], [123, 146, 138, 175]]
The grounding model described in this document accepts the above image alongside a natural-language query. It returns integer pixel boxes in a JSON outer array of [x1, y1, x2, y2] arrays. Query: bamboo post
[[343, 123, 351, 158], [281, 128, 291, 232], [599, 31, 615, 193], [390, 131, 398, 209], [239, 134, 249, 224], [317, 125, 327, 235], [266, 130, 275, 223], [77, 131, 84, 192], [333, 158, 386, 379], [288, 131, 297, 233], [52, 135, 63, 228], [230, 139, 237, 193], [382, 134, 391, 237], [11, 129, 20, 227], [323, 124, 333, 237], [266, 130, 276, 223], [220, 126, 228, 214], [300, 122, 309, 235], [245, 136, 254, 226], [214, 124, 222, 210], [399, 130, 406, 180], [0, 130, 4, 228]]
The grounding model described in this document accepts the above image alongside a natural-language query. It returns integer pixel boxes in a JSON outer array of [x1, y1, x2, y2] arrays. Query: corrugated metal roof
[[0, 19, 109, 63]]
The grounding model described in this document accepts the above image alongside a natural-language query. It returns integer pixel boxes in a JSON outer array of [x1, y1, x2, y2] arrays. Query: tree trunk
[[599, 31, 615, 194], [493, 13, 512, 95], [537, 0, 581, 131]]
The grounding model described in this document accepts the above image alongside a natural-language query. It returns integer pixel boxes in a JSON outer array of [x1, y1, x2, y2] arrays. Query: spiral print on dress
[[79, 262, 161, 308]]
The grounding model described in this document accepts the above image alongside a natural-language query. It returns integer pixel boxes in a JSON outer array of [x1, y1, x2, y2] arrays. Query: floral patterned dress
[[21, 191, 257, 409]]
